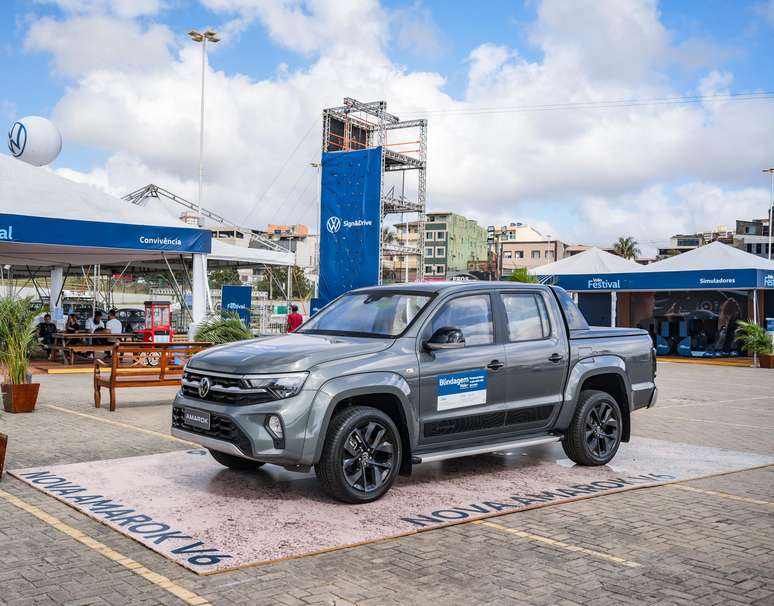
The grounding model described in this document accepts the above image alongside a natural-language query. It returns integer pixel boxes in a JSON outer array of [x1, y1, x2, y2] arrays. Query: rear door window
[[501, 294, 551, 341]]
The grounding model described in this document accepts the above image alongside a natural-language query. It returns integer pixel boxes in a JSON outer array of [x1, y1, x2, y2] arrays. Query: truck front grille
[[181, 370, 275, 405]]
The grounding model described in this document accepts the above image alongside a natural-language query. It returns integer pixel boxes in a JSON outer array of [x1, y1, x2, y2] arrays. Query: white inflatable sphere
[[7, 116, 62, 166]]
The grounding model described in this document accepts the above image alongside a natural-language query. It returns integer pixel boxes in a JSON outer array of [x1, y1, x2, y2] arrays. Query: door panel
[[499, 292, 567, 422], [417, 293, 509, 446]]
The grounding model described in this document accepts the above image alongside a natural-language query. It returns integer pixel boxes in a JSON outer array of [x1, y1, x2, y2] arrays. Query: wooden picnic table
[[50, 332, 145, 365]]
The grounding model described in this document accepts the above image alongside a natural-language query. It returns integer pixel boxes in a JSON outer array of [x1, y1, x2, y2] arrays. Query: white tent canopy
[[529, 247, 643, 275], [210, 239, 293, 267], [643, 241, 774, 272]]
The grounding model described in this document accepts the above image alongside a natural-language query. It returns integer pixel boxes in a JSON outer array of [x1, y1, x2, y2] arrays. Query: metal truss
[[321, 98, 427, 283], [122, 184, 285, 252]]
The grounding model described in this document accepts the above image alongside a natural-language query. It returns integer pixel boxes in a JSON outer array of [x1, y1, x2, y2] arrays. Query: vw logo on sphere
[[198, 376, 211, 398], [326, 216, 341, 234], [7, 122, 27, 158]]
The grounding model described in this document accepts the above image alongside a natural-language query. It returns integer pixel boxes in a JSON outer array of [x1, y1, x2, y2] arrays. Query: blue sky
[[2, 0, 774, 251]]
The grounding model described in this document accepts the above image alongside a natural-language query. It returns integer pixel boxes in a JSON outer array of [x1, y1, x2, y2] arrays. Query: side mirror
[[424, 326, 465, 351]]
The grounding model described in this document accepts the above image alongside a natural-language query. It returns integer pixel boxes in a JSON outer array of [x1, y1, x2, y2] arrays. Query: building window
[[424, 265, 434, 275], [504, 251, 513, 259], [425, 231, 434, 242], [545, 250, 553, 258], [425, 247, 433, 257], [531, 250, 541, 259], [747, 244, 753, 253], [515, 250, 524, 259], [435, 246, 446, 257], [757, 243, 762, 255], [436, 231, 447, 241], [435, 264, 446, 275]]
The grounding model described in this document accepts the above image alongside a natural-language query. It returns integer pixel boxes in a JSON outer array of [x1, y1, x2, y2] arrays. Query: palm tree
[[612, 237, 641, 260]]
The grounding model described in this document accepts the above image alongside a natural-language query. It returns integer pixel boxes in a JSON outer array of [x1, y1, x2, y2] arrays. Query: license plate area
[[184, 408, 211, 431]]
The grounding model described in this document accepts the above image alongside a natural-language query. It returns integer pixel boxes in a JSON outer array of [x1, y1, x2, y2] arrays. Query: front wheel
[[315, 406, 401, 503], [209, 449, 264, 471], [562, 389, 623, 466]]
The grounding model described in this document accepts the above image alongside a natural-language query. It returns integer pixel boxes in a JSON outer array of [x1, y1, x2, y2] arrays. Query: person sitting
[[65, 314, 81, 334], [104, 310, 123, 360], [287, 304, 303, 333], [90, 311, 108, 350], [37, 313, 58, 360]]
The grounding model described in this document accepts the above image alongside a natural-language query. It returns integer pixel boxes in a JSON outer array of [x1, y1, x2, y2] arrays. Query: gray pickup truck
[[172, 282, 657, 503]]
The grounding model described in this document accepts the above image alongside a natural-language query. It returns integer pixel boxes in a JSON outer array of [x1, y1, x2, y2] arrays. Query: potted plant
[[0, 296, 41, 412], [734, 320, 774, 368]]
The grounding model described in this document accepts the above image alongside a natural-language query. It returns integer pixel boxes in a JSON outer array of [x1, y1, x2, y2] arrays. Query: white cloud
[[24, 15, 174, 77], [33, 0, 165, 19], [25, 0, 774, 250]]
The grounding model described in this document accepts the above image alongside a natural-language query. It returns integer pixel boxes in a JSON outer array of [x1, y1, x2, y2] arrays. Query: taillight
[[651, 348, 657, 378]]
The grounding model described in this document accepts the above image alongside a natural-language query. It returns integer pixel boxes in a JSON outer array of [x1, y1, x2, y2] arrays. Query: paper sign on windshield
[[437, 370, 488, 411]]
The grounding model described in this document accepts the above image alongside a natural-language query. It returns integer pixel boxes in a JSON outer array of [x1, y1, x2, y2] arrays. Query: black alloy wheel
[[585, 399, 619, 459], [342, 420, 396, 493], [562, 389, 623, 466], [316, 406, 401, 503]]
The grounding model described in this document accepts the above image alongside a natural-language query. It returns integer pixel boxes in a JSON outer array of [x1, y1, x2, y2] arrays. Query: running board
[[412, 435, 561, 464]]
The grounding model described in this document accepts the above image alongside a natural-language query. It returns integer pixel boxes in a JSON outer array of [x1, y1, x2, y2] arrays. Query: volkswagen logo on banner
[[7, 121, 27, 157], [326, 216, 342, 234], [198, 376, 211, 398]]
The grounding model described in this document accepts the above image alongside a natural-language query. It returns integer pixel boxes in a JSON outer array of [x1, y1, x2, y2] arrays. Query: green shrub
[[194, 313, 253, 344], [734, 320, 773, 356], [0, 297, 40, 385]]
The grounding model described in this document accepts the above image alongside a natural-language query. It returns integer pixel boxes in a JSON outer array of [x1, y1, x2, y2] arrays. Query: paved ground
[[1, 362, 773, 605]]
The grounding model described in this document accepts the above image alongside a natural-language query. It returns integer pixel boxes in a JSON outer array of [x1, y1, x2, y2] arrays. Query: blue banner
[[537, 269, 770, 292], [0, 213, 211, 253], [221, 284, 252, 325], [318, 147, 382, 306]]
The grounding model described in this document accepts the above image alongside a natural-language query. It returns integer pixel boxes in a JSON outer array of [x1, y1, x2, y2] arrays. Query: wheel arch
[[556, 355, 633, 442], [302, 372, 418, 473]]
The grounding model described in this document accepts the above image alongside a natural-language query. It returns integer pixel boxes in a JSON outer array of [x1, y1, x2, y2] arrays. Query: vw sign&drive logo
[[7, 121, 27, 157], [326, 216, 342, 234]]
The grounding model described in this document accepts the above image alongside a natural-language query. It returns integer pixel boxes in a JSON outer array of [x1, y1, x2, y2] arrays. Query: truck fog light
[[266, 415, 284, 440]]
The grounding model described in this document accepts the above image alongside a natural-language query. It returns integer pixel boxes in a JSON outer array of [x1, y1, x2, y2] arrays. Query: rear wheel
[[562, 389, 622, 466], [316, 406, 401, 503], [208, 449, 264, 470]]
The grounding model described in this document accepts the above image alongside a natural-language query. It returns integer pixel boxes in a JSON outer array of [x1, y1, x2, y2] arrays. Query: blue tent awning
[[537, 268, 774, 291], [0, 212, 210, 254]]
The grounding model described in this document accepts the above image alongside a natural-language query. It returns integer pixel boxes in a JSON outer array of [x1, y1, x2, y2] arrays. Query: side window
[[430, 295, 493, 346], [552, 287, 590, 331], [501, 294, 550, 341]]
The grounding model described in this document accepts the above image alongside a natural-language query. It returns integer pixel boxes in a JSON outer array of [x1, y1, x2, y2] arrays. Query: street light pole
[[188, 29, 220, 227], [765, 168, 774, 260]]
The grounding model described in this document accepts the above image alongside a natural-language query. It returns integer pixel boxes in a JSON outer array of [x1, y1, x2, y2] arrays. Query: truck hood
[[186, 333, 393, 374]]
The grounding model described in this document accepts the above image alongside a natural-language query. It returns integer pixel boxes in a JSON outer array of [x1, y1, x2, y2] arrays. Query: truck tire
[[208, 449, 264, 470], [562, 389, 623, 466], [316, 406, 402, 504]]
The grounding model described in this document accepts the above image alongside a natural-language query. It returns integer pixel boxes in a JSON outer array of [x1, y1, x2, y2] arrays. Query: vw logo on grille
[[7, 122, 27, 158], [198, 376, 211, 398], [326, 216, 341, 234]]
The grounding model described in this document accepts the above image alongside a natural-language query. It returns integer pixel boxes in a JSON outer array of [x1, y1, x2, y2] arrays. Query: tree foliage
[[506, 267, 538, 283], [612, 236, 641, 260]]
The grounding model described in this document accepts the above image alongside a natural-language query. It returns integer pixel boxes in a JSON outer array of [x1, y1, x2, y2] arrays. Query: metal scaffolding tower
[[322, 98, 427, 282]]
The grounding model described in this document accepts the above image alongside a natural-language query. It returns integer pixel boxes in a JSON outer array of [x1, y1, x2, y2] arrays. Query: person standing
[[287, 305, 303, 333]]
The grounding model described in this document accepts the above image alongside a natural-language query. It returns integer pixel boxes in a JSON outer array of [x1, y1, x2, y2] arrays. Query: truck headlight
[[244, 372, 308, 400]]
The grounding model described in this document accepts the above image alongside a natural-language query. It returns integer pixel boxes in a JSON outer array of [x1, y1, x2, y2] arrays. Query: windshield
[[299, 292, 432, 338]]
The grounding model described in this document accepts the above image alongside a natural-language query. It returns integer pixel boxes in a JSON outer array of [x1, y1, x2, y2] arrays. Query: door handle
[[487, 360, 505, 371], [548, 353, 564, 363]]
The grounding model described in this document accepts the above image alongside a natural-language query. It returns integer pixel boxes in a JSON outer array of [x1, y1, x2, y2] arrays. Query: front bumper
[[172, 387, 318, 465]]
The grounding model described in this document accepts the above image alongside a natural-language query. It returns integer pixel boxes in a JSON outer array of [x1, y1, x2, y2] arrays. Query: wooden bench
[[94, 342, 212, 411]]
